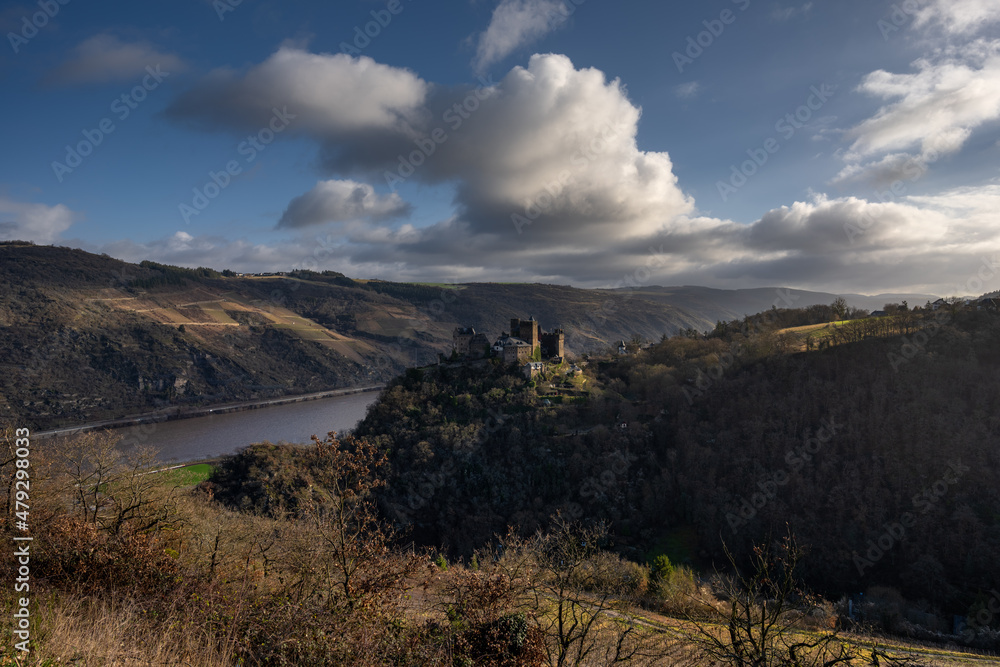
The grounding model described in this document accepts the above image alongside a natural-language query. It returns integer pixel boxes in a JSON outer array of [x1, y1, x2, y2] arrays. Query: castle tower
[[511, 317, 540, 353], [541, 329, 564, 359], [453, 327, 474, 355]]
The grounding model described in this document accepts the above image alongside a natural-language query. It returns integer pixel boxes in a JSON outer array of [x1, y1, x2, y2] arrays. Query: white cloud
[[45, 34, 186, 85], [278, 180, 411, 228], [95, 234, 300, 273], [164, 48, 1000, 294], [83, 183, 1000, 296], [914, 0, 1000, 36], [428, 54, 695, 245], [0, 198, 75, 244], [170, 50, 693, 246], [839, 41, 1000, 183], [674, 82, 702, 99], [166, 47, 429, 139], [846, 49, 1000, 160], [772, 2, 813, 21], [473, 0, 571, 73]]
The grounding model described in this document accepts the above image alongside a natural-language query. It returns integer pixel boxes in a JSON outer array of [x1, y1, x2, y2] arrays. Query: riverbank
[[34, 385, 385, 440]]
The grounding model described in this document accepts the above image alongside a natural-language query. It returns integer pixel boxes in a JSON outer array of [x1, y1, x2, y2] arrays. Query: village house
[[522, 361, 545, 379]]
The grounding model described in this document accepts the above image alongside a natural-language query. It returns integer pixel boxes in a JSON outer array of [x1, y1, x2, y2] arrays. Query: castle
[[453, 316, 564, 366]]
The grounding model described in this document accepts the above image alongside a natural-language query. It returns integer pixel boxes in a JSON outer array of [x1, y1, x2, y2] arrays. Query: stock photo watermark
[[384, 75, 496, 191], [579, 244, 671, 334], [7, 0, 70, 54], [579, 450, 635, 502], [672, 0, 751, 74], [11, 427, 33, 653], [877, 0, 925, 40], [853, 459, 968, 576], [213, 0, 243, 21], [340, 0, 413, 55], [887, 255, 999, 371], [843, 149, 941, 244], [717, 83, 836, 202], [51, 65, 171, 183], [962, 590, 1000, 642], [726, 417, 842, 534], [511, 122, 623, 235], [179, 107, 295, 224], [682, 288, 801, 404]]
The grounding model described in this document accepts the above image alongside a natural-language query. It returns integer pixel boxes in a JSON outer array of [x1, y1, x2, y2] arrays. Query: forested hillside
[[351, 305, 1000, 626]]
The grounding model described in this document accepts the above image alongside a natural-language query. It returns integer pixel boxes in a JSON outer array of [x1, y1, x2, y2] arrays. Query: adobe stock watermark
[[886, 311, 949, 372], [579, 450, 635, 501], [853, 459, 968, 576], [511, 122, 622, 235], [962, 590, 1000, 643], [887, 255, 998, 371], [11, 427, 32, 654], [877, 0, 926, 40], [406, 458, 456, 512], [726, 417, 842, 534], [340, 0, 413, 55], [843, 150, 940, 244], [717, 83, 836, 202], [7, 0, 70, 54], [384, 75, 496, 191], [683, 288, 800, 404], [179, 107, 295, 224], [51, 65, 171, 183], [672, 0, 751, 74], [360, 276, 465, 375], [404, 403, 510, 512], [580, 244, 671, 334], [213, 0, 243, 21]]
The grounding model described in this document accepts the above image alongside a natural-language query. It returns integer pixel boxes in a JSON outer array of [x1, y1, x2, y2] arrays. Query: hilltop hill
[[627, 286, 938, 326], [0, 243, 943, 429], [350, 305, 1000, 626], [0, 244, 701, 428]]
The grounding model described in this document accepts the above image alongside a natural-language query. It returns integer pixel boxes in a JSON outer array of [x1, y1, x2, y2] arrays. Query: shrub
[[572, 551, 649, 598], [655, 565, 701, 616], [651, 553, 675, 581], [452, 612, 546, 667]]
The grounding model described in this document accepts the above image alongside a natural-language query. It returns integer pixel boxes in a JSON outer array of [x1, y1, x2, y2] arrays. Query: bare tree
[[686, 533, 918, 666], [300, 431, 423, 616], [57, 430, 178, 535], [493, 516, 681, 666], [831, 298, 849, 322]]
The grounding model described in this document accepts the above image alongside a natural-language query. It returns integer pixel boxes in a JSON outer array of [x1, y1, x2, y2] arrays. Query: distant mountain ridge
[[621, 286, 939, 327], [0, 243, 940, 428]]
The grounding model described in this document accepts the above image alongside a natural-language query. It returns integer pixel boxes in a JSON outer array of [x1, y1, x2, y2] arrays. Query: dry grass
[[6, 593, 231, 666]]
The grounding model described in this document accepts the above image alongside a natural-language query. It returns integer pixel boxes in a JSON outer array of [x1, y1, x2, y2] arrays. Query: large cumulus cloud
[[160, 46, 1000, 294]]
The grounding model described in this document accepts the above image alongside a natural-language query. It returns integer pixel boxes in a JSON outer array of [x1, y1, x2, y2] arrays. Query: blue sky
[[1, 0, 999, 294]]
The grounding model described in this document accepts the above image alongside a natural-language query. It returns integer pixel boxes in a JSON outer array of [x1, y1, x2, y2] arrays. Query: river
[[97, 390, 382, 463]]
